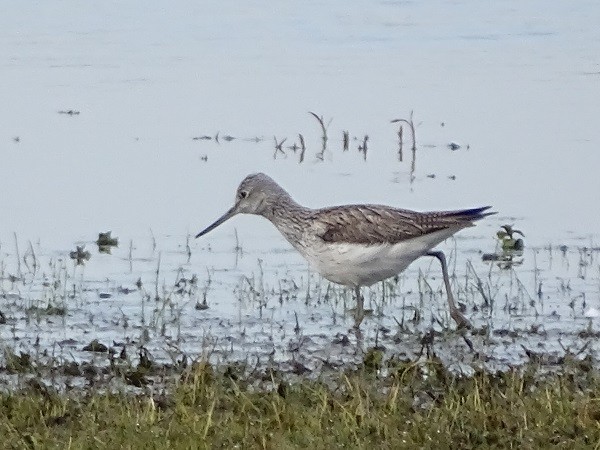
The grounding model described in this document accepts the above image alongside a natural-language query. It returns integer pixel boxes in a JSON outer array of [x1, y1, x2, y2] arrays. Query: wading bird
[[196, 173, 494, 328]]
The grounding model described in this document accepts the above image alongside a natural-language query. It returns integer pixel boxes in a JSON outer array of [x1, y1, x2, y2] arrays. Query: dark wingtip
[[457, 206, 497, 221], [446, 206, 498, 221]]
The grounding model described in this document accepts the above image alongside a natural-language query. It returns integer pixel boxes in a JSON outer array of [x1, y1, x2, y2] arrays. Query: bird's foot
[[353, 310, 365, 329], [451, 309, 472, 330]]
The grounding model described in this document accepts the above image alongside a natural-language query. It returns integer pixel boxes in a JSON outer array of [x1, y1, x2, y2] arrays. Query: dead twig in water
[[23, 240, 38, 275], [233, 228, 243, 266], [243, 136, 263, 143], [294, 312, 301, 334], [273, 136, 287, 158], [149, 229, 157, 253], [13, 232, 22, 280], [155, 252, 162, 301], [185, 234, 192, 263], [391, 110, 417, 152], [342, 131, 349, 151], [410, 146, 416, 185], [358, 135, 369, 160], [128, 240, 133, 273], [309, 111, 332, 160], [298, 134, 306, 163], [397, 125, 404, 161]]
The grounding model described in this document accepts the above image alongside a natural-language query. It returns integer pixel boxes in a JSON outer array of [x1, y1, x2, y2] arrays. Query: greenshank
[[196, 173, 494, 328]]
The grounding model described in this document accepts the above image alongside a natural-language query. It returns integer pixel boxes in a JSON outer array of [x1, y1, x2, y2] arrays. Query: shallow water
[[1, 1, 600, 382]]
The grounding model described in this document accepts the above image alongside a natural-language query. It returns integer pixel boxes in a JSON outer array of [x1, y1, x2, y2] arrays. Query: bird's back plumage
[[314, 204, 494, 246]]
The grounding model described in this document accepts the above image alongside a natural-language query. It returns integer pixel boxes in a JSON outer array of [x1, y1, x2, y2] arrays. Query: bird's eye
[[239, 190, 248, 199]]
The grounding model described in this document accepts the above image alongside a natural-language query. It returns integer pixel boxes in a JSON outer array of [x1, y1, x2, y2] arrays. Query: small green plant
[[497, 224, 525, 251], [482, 225, 525, 268], [96, 231, 119, 247], [97, 231, 119, 254], [69, 245, 91, 265]]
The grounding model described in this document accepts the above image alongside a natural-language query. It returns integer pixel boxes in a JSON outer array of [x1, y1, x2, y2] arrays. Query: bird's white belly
[[295, 228, 458, 287], [298, 241, 418, 286]]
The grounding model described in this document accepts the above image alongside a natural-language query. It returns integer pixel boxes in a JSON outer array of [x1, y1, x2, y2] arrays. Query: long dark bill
[[195, 206, 236, 238]]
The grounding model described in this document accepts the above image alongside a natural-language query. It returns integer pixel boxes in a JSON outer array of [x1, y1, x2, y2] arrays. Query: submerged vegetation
[[192, 110, 437, 175], [1, 229, 599, 376]]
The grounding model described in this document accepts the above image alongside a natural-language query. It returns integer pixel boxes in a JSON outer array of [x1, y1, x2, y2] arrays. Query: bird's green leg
[[353, 286, 364, 327], [427, 251, 472, 330]]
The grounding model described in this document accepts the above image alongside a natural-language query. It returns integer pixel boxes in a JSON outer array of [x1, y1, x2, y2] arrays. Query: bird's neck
[[261, 192, 298, 218], [262, 193, 312, 240]]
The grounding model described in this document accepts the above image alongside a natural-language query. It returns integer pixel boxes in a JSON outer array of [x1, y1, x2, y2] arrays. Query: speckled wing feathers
[[317, 205, 493, 245]]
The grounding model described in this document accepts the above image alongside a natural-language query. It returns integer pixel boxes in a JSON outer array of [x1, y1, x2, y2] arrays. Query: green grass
[[2, 360, 600, 449]]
